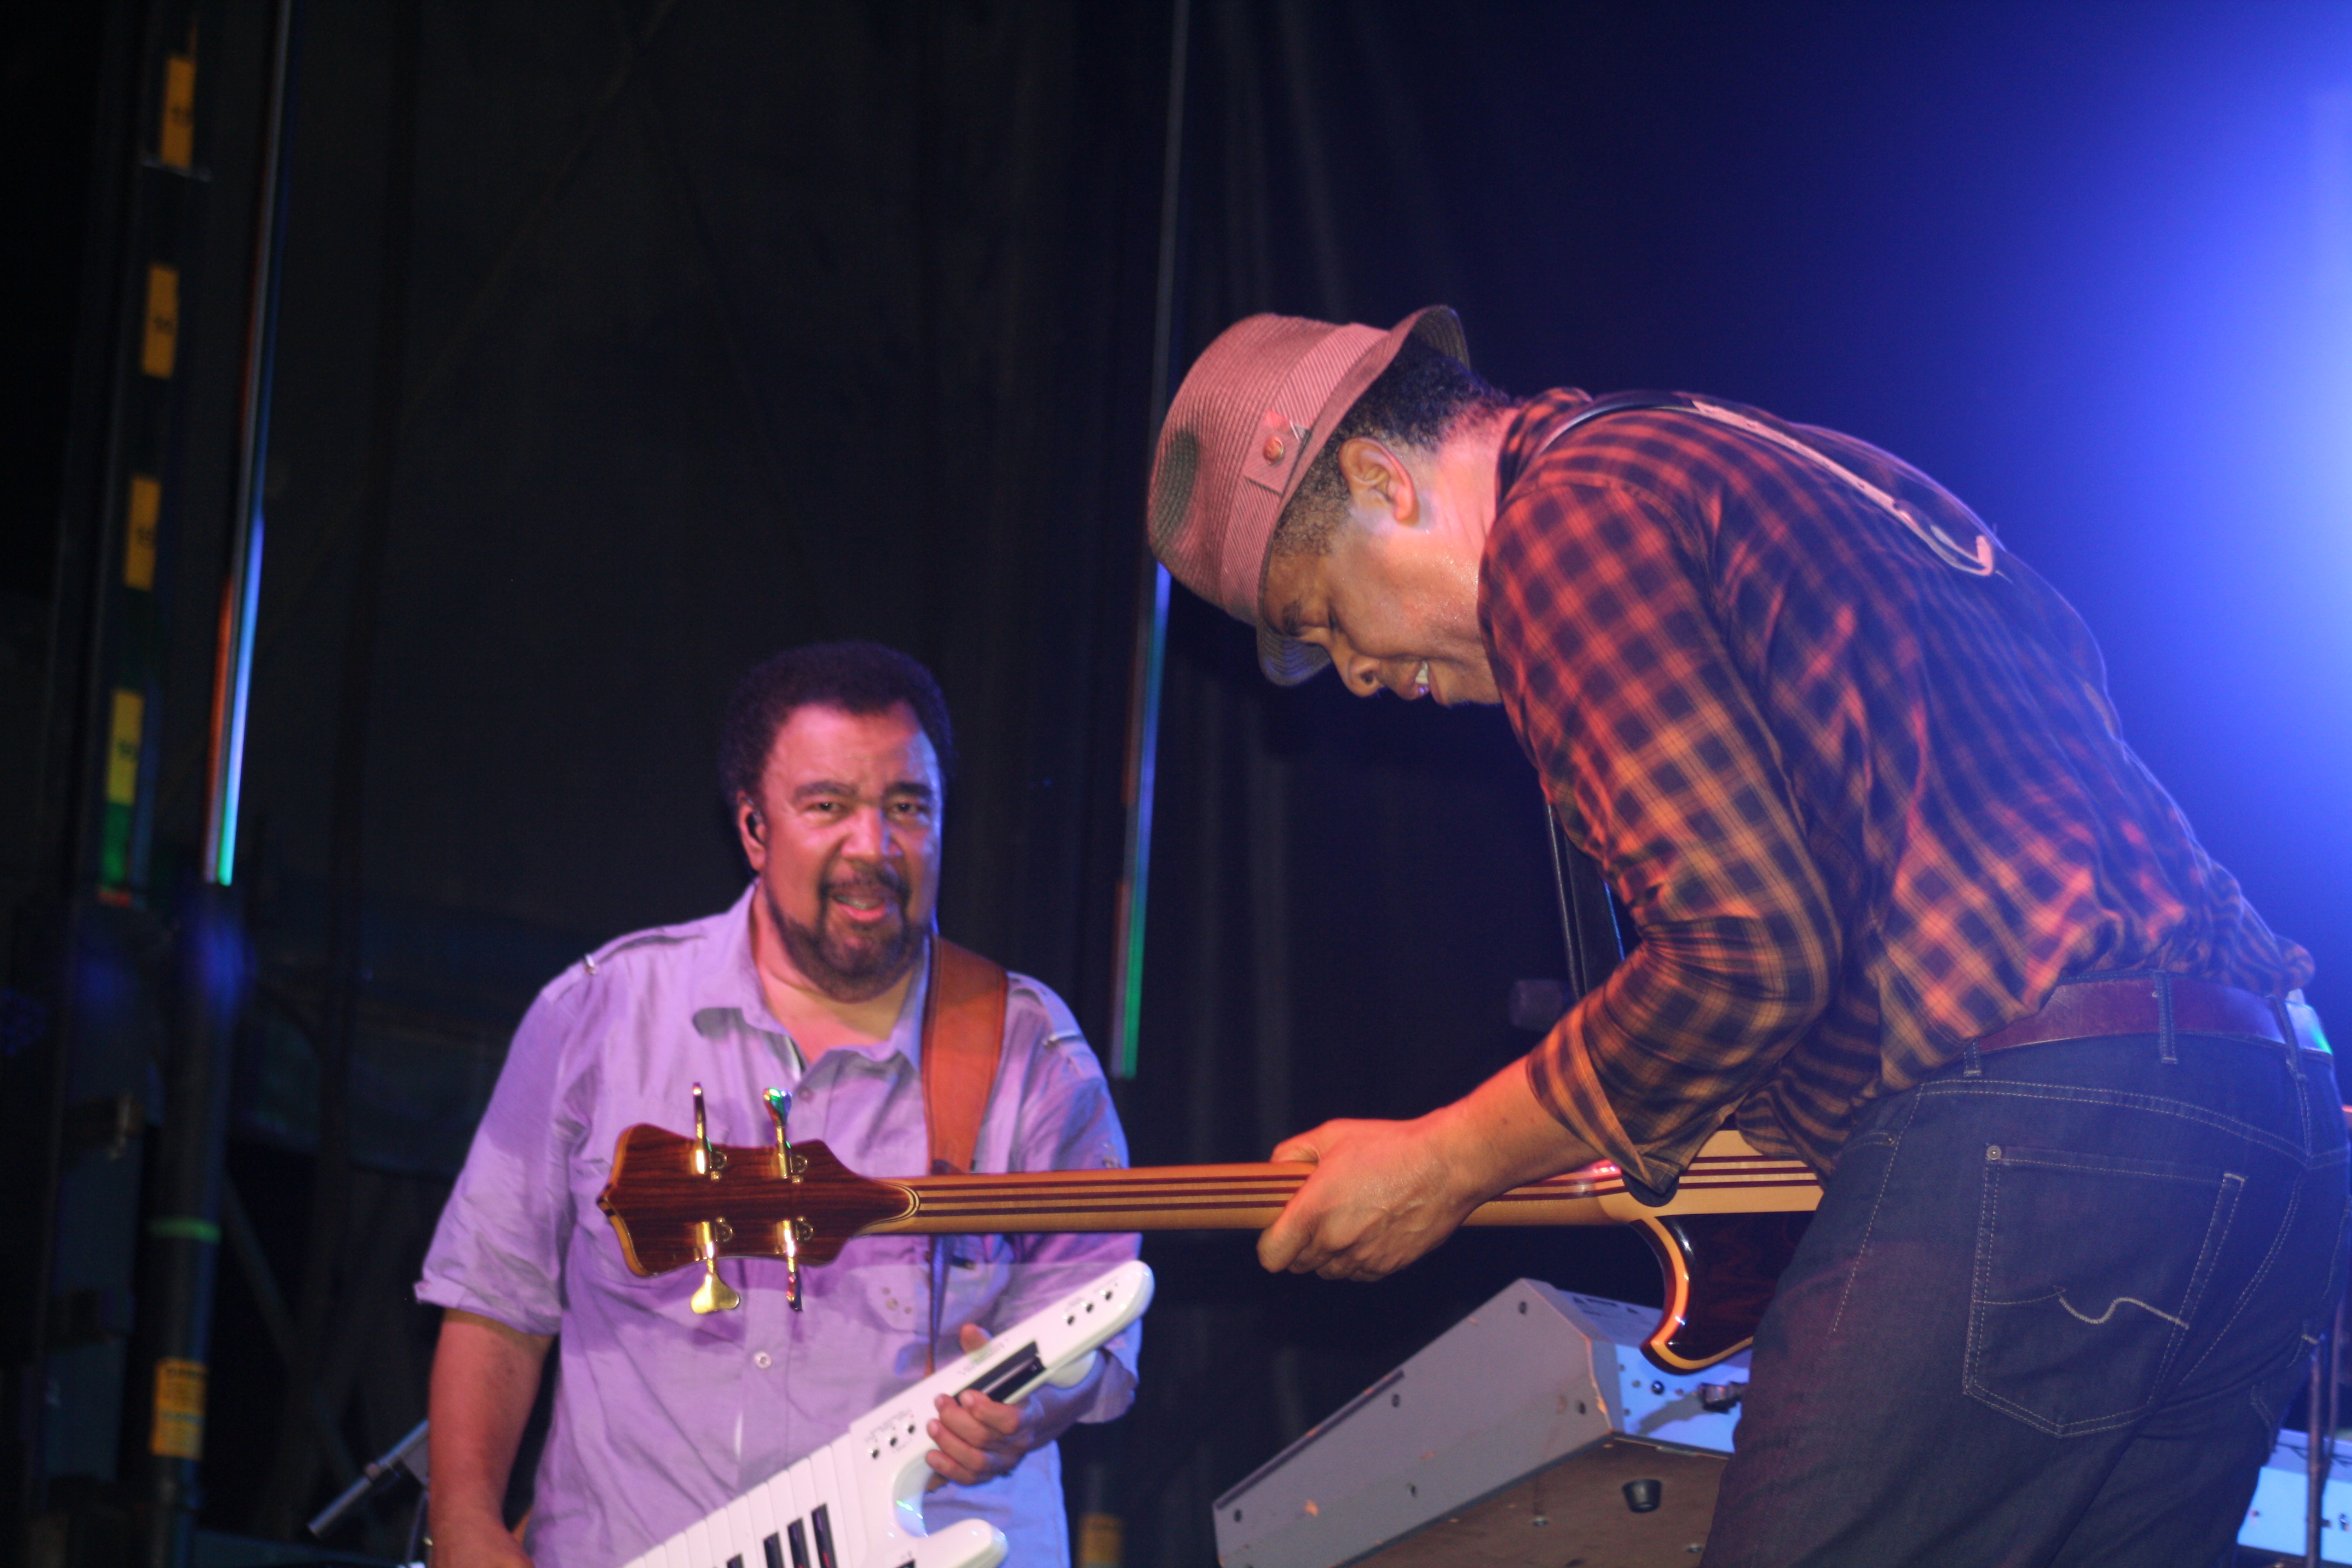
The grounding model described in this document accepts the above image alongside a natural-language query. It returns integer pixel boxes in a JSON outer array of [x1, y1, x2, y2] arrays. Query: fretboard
[[866, 1136, 1819, 1236]]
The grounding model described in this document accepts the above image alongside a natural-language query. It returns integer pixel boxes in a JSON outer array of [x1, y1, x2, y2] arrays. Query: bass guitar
[[597, 1085, 1818, 1373]]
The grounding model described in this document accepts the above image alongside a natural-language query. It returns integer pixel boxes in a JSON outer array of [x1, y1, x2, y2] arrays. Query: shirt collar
[[1491, 387, 1596, 502], [1481, 388, 1597, 674], [690, 881, 932, 1071]]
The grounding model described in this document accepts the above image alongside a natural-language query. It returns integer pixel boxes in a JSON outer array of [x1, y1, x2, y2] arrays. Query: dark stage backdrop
[[237, 0, 1170, 1159], [13, 2, 2352, 1564]]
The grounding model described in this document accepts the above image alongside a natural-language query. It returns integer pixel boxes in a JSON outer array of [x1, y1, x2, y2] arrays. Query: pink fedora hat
[[1146, 305, 1469, 684]]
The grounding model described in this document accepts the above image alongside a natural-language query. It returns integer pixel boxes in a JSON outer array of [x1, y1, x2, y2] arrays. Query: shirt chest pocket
[[933, 1233, 1014, 1341]]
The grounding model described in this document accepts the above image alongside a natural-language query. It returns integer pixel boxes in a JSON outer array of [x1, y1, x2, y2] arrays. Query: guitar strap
[[920, 937, 1008, 1371]]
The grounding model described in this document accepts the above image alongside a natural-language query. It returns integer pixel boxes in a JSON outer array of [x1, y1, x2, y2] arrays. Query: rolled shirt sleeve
[[417, 971, 593, 1335]]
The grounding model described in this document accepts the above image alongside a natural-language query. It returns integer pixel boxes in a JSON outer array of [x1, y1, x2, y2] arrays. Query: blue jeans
[[1707, 1030, 2350, 1567]]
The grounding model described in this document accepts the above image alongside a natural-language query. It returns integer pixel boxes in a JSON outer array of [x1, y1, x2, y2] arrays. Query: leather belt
[[1975, 973, 2327, 1057]]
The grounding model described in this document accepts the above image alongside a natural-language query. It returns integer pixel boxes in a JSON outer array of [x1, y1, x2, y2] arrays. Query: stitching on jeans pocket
[[1916, 1080, 2305, 1165], [1828, 1093, 1921, 1338], [1965, 1143, 2244, 1437]]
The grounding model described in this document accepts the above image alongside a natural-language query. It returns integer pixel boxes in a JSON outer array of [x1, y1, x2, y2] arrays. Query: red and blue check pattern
[[1481, 389, 2310, 1198]]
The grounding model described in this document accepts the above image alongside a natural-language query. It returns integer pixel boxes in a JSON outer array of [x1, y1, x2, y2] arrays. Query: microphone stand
[[309, 1419, 430, 1563], [2311, 1292, 2345, 1568]]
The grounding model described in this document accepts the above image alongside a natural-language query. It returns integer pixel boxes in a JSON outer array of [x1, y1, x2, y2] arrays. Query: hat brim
[[1257, 626, 1331, 687]]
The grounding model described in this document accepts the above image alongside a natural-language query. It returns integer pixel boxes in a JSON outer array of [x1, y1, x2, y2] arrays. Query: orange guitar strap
[[920, 938, 1009, 1177], [920, 938, 1008, 1373]]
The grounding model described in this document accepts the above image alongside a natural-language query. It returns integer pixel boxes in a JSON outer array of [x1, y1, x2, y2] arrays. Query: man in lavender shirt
[[418, 643, 1140, 1568]]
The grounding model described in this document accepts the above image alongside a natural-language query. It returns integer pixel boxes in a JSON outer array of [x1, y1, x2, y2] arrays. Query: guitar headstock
[[595, 1123, 915, 1276]]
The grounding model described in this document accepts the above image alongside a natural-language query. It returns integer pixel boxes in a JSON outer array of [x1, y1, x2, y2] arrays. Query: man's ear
[[1335, 436, 1418, 525], [734, 794, 768, 868]]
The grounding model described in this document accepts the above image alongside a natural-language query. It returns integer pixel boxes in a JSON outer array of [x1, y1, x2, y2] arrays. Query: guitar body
[[1632, 1210, 1814, 1371], [598, 1119, 1824, 1373]]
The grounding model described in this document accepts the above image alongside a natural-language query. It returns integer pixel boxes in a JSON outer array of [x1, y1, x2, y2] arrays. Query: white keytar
[[621, 1260, 1155, 1568]]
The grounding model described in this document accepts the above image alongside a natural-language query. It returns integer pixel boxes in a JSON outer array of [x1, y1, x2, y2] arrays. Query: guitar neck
[[875, 1163, 1319, 1236], [864, 1145, 1817, 1237]]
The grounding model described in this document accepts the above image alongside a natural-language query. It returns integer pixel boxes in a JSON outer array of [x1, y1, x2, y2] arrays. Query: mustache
[[822, 863, 909, 903]]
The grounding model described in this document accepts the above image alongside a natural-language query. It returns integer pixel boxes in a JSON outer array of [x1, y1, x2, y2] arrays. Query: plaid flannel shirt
[[1481, 388, 2311, 1199]]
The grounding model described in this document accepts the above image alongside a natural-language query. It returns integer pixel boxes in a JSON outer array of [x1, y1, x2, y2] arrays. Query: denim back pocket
[[1965, 1143, 2244, 1437]]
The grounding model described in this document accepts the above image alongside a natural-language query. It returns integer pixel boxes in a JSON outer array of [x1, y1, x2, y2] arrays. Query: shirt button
[[754, 1351, 773, 1369]]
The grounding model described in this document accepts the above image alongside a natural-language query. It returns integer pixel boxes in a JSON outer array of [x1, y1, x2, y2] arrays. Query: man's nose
[[1338, 650, 1384, 698], [841, 805, 892, 854]]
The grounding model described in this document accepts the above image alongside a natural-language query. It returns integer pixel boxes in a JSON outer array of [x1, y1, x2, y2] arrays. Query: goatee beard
[[769, 870, 924, 1002]]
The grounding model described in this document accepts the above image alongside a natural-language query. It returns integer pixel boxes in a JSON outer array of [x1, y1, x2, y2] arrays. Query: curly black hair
[[1271, 335, 1514, 558], [717, 641, 956, 807]]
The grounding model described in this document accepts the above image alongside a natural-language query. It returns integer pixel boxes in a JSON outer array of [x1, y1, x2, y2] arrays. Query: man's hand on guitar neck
[[924, 1322, 1106, 1489], [1259, 1057, 1603, 1281]]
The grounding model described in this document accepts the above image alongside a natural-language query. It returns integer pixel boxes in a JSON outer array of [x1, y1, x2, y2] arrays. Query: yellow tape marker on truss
[[142, 264, 179, 379], [151, 1357, 206, 1460], [160, 54, 196, 170], [126, 475, 160, 590], [106, 690, 145, 806]]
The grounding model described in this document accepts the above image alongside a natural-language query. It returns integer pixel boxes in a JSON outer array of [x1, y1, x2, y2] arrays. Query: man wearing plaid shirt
[[1146, 305, 2346, 1565]]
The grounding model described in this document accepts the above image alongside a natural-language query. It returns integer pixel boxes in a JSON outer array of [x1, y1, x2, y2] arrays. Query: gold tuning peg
[[763, 1087, 802, 1180], [765, 1088, 806, 1313], [780, 1216, 803, 1313], [691, 1083, 727, 1178], [690, 1218, 740, 1315]]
